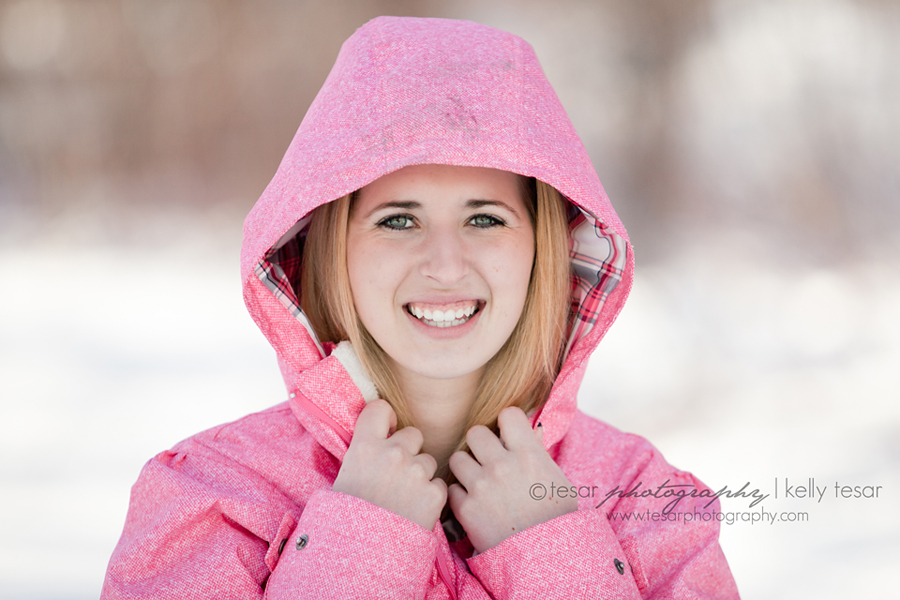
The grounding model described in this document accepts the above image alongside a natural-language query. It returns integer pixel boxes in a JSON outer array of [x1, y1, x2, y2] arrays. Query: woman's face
[[347, 164, 535, 385]]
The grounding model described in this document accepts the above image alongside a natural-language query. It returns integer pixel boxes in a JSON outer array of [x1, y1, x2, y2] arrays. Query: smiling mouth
[[405, 300, 482, 328]]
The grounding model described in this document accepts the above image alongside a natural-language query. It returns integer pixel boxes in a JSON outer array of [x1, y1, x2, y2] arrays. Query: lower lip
[[405, 307, 482, 339]]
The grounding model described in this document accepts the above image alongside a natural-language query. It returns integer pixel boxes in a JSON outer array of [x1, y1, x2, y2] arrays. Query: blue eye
[[377, 215, 414, 230], [469, 214, 505, 228]]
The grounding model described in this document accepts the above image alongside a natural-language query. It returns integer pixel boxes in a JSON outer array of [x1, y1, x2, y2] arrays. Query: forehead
[[353, 164, 526, 209]]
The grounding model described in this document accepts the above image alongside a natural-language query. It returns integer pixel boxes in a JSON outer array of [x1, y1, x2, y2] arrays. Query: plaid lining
[[253, 214, 326, 357], [565, 204, 628, 357], [255, 203, 626, 360]]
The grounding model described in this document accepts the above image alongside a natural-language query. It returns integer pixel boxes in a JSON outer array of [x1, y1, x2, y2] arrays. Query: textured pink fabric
[[102, 16, 739, 599]]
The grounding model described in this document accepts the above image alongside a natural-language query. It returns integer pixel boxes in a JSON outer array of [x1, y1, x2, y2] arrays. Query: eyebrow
[[466, 199, 521, 218], [364, 201, 420, 218], [364, 199, 521, 219]]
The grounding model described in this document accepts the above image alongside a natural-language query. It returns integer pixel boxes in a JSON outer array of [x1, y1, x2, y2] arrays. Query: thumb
[[355, 399, 396, 439]]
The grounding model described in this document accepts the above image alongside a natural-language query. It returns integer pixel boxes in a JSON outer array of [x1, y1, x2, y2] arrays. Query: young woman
[[102, 16, 739, 599]]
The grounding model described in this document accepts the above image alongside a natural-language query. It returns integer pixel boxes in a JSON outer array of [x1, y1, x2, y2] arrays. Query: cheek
[[486, 236, 535, 309], [347, 240, 402, 316]]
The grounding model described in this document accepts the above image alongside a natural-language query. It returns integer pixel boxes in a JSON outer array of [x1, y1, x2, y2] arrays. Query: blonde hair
[[301, 177, 571, 457]]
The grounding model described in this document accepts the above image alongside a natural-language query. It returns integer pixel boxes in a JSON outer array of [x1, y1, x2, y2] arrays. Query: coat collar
[[283, 343, 589, 462]]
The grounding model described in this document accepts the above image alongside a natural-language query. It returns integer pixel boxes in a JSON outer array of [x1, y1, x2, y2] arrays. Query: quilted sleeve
[[264, 490, 439, 600], [100, 450, 277, 599], [101, 452, 439, 599], [466, 469, 739, 599], [466, 509, 642, 599]]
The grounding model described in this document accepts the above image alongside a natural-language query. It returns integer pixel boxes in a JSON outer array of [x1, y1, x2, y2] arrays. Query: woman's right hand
[[332, 399, 448, 530]]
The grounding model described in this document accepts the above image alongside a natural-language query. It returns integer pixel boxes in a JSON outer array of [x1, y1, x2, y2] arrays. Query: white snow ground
[[1, 220, 897, 599]]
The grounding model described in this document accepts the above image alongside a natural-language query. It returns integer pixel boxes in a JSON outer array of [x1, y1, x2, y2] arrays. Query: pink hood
[[241, 16, 633, 451]]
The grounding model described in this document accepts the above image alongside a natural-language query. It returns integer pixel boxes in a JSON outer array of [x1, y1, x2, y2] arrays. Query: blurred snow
[[1, 0, 899, 597], [0, 222, 285, 600], [1, 217, 897, 598], [580, 228, 900, 598]]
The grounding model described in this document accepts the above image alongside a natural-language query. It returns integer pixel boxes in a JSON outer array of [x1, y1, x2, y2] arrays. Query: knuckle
[[372, 399, 395, 418], [384, 443, 406, 465], [406, 427, 424, 447], [487, 457, 514, 480], [409, 460, 429, 480], [469, 474, 490, 495], [425, 483, 446, 506], [420, 453, 437, 472]]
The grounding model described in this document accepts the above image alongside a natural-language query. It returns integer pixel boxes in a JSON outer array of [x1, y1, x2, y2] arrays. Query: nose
[[417, 226, 469, 285]]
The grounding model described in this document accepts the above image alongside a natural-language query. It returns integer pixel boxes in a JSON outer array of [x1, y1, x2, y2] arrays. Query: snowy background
[[1, 0, 899, 598]]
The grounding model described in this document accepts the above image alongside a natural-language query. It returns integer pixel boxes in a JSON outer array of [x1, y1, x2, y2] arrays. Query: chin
[[397, 353, 489, 382]]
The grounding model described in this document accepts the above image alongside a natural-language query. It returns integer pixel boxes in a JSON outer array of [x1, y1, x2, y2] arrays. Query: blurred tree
[[1, 0, 897, 261]]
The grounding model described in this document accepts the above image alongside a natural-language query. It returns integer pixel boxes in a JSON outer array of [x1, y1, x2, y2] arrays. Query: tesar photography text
[[527, 477, 884, 526]]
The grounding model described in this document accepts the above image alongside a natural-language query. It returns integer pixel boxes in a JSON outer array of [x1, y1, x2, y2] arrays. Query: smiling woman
[[302, 166, 569, 457], [101, 15, 739, 599], [347, 167, 539, 429]]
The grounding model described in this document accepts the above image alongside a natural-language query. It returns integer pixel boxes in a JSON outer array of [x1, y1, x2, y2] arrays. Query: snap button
[[296, 534, 309, 550], [614, 558, 625, 575]]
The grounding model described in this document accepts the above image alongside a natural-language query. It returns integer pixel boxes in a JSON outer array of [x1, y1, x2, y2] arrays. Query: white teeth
[[406, 302, 479, 327]]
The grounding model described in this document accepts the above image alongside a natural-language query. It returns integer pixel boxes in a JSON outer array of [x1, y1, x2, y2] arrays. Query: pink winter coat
[[101, 16, 739, 599]]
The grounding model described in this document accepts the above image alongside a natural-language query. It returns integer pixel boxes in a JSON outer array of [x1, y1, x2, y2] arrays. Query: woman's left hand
[[447, 406, 578, 553]]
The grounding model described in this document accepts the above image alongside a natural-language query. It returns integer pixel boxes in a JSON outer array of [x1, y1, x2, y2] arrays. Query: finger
[[388, 425, 425, 455], [353, 399, 395, 440], [447, 482, 467, 515], [431, 476, 449, 499], [413, 452, 438, 480], [496, 406, 537, 451], [448, 450, 481, 488], [420, 478, 448, 531], [465, 425, 506, 465]]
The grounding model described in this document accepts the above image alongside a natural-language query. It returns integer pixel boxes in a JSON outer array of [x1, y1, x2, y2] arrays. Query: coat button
[[296, 534, 309, 550], [614, 558, 625, 575]]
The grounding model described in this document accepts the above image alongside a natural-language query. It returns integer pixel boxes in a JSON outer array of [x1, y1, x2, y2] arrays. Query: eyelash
[[375, 214, 506, 230], [377, 214, 415, 230]]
